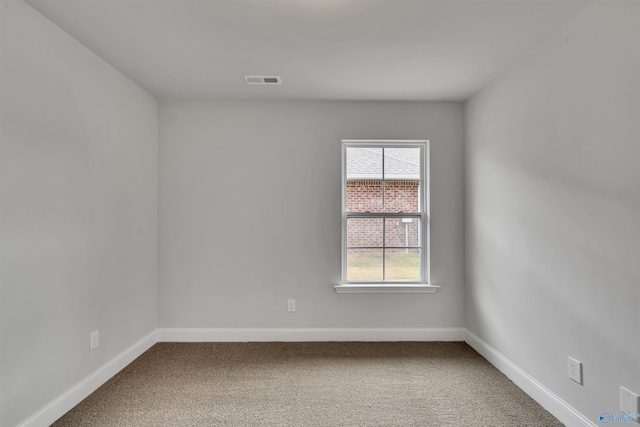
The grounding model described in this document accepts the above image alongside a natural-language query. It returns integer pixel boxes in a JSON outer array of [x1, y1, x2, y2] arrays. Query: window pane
[[383, 181, 420, 213], [383, 148, 420, 180], [384, 249, 421, 281], [347, 218, 382, 248], [346, 147, 382, 212], [385, 217, 421, 248], [346, 181, 382, 212], [383, 147, 420, 212], [346, 147, 382, 180], [347, 249, 383, 281]]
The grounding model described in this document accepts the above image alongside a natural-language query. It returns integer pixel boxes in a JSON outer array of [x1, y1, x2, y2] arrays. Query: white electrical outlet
[[621, 386, 640, 422], [568, 357, 582, 384], [89, 330, 99, 351], [287, 299, 295, 312]]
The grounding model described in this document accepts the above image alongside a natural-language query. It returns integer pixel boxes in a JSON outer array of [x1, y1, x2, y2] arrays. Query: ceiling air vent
[[244, 75, 282, 85]]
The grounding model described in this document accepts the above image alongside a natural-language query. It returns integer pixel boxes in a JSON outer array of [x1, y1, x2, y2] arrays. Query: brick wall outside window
[[346, 181, 419, 249]]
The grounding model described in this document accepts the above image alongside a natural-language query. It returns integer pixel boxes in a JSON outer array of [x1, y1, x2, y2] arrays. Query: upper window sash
[[343, 141, 427, 215]]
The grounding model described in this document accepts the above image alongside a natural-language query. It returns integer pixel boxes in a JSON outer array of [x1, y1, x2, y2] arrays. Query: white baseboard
[[157, 327, 466, 342], [17, 330, 158, 427], [464, 329, 596, 427]]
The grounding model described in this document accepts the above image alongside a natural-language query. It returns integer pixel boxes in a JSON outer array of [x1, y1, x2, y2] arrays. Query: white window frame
[[334, 140, 439, 294]]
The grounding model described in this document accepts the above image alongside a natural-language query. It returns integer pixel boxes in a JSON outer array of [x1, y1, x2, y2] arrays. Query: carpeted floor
[[53, 342, 562, 426]]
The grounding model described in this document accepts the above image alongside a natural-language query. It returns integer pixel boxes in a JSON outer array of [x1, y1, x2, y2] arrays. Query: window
[[335, 140, 438, 293]]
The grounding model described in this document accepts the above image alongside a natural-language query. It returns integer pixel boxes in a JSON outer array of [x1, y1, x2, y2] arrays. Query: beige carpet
[[53, 342, 562, 426]]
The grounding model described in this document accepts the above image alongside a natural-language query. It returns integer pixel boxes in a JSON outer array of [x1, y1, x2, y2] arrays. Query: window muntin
[[342, 141, 428, 284]]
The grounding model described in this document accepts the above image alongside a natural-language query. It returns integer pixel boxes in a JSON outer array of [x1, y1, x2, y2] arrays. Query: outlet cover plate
[[568, 357, 582, 384], [287, 299, 295, 312], [621, 387, 640, 422]]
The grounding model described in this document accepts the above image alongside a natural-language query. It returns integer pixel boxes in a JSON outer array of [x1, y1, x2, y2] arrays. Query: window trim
[[335, 140, 439, 294]]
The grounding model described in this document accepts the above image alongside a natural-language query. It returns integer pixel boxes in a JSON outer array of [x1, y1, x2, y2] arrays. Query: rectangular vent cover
[[245, 75, 281, 85]]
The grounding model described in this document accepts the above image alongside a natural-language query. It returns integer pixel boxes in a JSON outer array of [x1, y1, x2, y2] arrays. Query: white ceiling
[[24, 0, 590, 101]]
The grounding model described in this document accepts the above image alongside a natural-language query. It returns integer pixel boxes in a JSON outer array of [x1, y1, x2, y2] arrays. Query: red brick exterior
[[346, 181, 418, 213], [346, 181, 420, 249]]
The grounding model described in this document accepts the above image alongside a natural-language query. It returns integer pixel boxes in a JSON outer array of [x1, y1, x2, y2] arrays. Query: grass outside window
[[347, 251, 420, 282]]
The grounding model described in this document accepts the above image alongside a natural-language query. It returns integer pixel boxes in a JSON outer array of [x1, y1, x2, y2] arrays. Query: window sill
[[333, 284, 440, 294]]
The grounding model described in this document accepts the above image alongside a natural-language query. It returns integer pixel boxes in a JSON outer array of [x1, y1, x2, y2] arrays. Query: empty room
[[1, 0, 638, 426]]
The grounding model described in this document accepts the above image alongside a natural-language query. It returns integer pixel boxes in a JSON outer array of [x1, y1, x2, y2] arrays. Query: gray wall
[[159, 101, 465, 328], [0, 1, 158, 426], [465, 1, 640, 423]]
